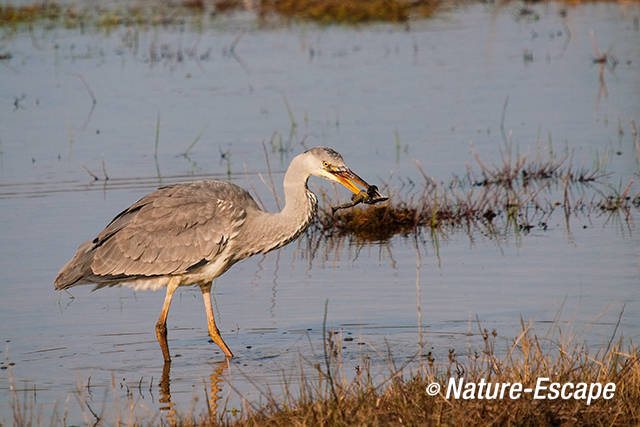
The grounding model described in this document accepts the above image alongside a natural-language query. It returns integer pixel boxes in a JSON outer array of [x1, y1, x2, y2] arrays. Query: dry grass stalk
[[632, 120, 640, 165]]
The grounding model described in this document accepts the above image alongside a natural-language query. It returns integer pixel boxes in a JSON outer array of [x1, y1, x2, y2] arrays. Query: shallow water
[[1, 2, 639, 423]]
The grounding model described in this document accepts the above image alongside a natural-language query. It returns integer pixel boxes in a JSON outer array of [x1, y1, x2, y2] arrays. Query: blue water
[[0, 2, 639, 423]]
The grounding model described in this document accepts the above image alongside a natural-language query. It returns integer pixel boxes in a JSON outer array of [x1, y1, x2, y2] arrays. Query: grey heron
[[55, 147, 378, 362]]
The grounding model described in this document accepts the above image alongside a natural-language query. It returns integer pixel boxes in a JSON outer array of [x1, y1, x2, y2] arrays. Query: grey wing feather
[[54, 181, 260, 289]]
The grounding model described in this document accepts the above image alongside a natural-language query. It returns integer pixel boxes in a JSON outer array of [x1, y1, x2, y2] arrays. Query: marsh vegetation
[[9, 315, 639, 425], [1, 0, 638, 28]]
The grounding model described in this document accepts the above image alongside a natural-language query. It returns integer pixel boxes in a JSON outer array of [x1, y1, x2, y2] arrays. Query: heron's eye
[[322, 161, 330, 168]]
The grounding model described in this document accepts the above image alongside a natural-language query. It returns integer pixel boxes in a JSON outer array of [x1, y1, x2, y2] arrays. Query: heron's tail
[[54, 241, 94, 290]]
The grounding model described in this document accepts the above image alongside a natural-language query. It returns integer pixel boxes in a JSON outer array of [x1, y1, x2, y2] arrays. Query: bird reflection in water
[[158, 362, 177, 424], [158, 361, 228, 423]]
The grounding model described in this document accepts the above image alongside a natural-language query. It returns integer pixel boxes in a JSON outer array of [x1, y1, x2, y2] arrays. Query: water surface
[[1, 2, 639, 423]]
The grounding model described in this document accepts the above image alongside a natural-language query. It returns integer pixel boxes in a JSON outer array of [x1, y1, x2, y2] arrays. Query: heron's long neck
[[250, 159, 317, 255]]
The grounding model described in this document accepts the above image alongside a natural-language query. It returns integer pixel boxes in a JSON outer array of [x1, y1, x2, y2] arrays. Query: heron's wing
[[89, 181, 259, 278]]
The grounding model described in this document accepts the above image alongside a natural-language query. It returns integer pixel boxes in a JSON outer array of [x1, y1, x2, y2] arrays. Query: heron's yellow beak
[[331, 167, 369, 194]]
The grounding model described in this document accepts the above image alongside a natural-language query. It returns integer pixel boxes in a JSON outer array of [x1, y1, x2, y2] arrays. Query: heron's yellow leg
[[156, 279, 179, 362], [201, 284, 233, 358]]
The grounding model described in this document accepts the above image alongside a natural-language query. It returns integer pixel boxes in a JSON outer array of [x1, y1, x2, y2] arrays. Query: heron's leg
[[156, 279, 179, 363], [201, 284, 233, 358]]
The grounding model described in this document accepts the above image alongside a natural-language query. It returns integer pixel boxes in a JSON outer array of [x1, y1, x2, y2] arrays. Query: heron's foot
[[208, 327, 233, 359]]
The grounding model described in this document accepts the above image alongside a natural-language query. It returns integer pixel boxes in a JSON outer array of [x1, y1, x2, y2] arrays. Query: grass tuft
[[219, 319, 640, 425]]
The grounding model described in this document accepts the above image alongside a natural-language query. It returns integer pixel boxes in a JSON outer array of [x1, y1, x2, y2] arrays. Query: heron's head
[[302, 147, 368, 194]]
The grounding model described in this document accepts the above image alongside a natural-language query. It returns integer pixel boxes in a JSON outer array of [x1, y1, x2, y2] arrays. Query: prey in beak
[[328, 166, 388, 214]]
